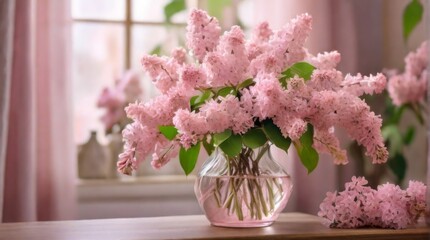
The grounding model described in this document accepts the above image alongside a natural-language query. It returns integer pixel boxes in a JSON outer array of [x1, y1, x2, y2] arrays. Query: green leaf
[[207, 0, 232, 20], [242, 128, 267, 149], [382, 125, 403, 156], [279, 76, 288, 88], [237, 78, 255, 90], [203, 136, 215, 156], [179, 142, 201, 175], [403, 0, 423, 41], [262, 119, 291, 152], [213, 129, 232, 146], [190, 95, 199, 106], [219, 134, 242, 157], [190, 90, 213, 111], [403, 126, 415, 145], [158, 125, 178, 140], [388, 153, 407, 184], [164, 0, 186, 23], [300, 124, 314, 146], [282, 62, 316, 81], [294, 124, 319, 174], [217, 86, 236, 97], [382, 100, 406, 127], [150, 44, 162, 55], [295, 143, 319, 174]]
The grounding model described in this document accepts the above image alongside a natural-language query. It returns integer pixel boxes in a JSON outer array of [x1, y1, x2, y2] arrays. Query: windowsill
[[77, 175, 201, 219], [77, 175, 196, 186]]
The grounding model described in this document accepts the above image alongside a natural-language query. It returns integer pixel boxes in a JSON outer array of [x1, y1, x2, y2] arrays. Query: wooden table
[[0, 213, 429, 240]]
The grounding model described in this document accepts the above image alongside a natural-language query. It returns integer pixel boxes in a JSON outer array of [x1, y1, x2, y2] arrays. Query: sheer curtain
[[0, 0, 76, 222]]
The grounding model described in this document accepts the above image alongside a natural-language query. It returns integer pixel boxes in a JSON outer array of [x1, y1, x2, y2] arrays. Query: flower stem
[[212, 144, 283, 221]]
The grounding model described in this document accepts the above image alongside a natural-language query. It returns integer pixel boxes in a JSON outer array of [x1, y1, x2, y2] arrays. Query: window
[[72, 0, 188, 142]]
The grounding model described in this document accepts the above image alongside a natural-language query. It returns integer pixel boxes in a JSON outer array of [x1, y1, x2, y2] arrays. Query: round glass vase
[[194, 143, 293, 228]]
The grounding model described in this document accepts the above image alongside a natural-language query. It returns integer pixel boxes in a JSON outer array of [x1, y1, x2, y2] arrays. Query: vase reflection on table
[[195, 144, 293, 228]]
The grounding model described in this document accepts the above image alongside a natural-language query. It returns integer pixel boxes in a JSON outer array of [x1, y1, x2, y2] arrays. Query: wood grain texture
[[0, 213, 429, 240]]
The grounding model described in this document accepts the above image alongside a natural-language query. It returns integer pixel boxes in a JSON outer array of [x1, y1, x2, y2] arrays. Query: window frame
[[72, 0, 187, 70]]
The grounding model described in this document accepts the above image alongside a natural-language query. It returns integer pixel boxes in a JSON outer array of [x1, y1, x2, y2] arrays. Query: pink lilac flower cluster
[[387, 41, 428, 106], [318, 176, 427, 229], [97, 70, 143, 133], [118, 9, 388, 175]]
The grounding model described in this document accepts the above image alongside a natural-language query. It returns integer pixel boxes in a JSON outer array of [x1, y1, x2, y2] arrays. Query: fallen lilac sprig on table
[[318, 176, 427, 229]]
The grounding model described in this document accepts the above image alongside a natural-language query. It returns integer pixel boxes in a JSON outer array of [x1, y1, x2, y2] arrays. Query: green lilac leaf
[[237, 78, 255, 90], [179, 142, 201, 176], [294, 124, 319, 174], [190, 95, 199, 106], [300, 124, 314, 146], [403, 126, 415, 145], [217, 86, 236, 97], [242, 128, 267, 149], [297, 145, 319, 174], [282, 62, 316, 81], [382, 125, 403, 156], [382, 102, 406, 127], [388, 153, 407, 184], [150, 44, 162, 55], [213, 129, 232, 146], [207, 0, 232, 20], [164, 0, 186, 23], [262, 119, 291, 152], [190, 90, 213, 111], [203, 136, 215, 156], [403, 0, 423, 41], [158, 125, 179, 140], [200, 89, 213, 101], [219, 134, 242, 157], [279, 76, 288, 88]]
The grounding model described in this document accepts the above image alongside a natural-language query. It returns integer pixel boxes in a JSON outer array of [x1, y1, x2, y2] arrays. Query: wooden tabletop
[[0, 213, 429, 240]]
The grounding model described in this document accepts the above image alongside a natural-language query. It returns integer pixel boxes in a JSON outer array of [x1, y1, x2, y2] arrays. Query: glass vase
[[194, 144, 293, 228]]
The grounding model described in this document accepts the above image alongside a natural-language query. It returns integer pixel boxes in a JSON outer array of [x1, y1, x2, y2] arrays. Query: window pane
[[131, 25, 167, 69], [72, 0, 125, 20], [72, 23, 125, 144], [132, 0, 187, 23], [238, 0, 254, 29]]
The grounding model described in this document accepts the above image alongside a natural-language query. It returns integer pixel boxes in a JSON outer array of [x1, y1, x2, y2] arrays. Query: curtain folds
[[1, 0, 76, 222], [0, 0, 15, 221]]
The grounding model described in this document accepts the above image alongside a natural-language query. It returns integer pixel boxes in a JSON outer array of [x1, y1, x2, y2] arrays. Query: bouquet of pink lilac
[[118, 9, 388, 174], [388, 41, 428, 109], [374, 41, 428, 184], [97, 70, 143, 134], [386, 41, 428, 127], [118, 9, 388, 224], [318, 176, 427, 229]]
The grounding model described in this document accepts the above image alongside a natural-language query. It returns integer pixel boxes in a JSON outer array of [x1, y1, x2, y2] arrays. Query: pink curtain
[[0, 0, 76, 222]]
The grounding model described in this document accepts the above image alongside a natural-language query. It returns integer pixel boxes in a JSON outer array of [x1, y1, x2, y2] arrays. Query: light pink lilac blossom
[[186, 9, 221, 62], [318, 176, 427, 229], [246, 22, 273, 61], [118, 9, 388, 175], [387, 41, 428, 106], [307, 51, 341, 70], [97, 70, 142, 132], [171, 47, 187, 65], [141, 55, 182, 93], [249, 14, 312, 76]]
